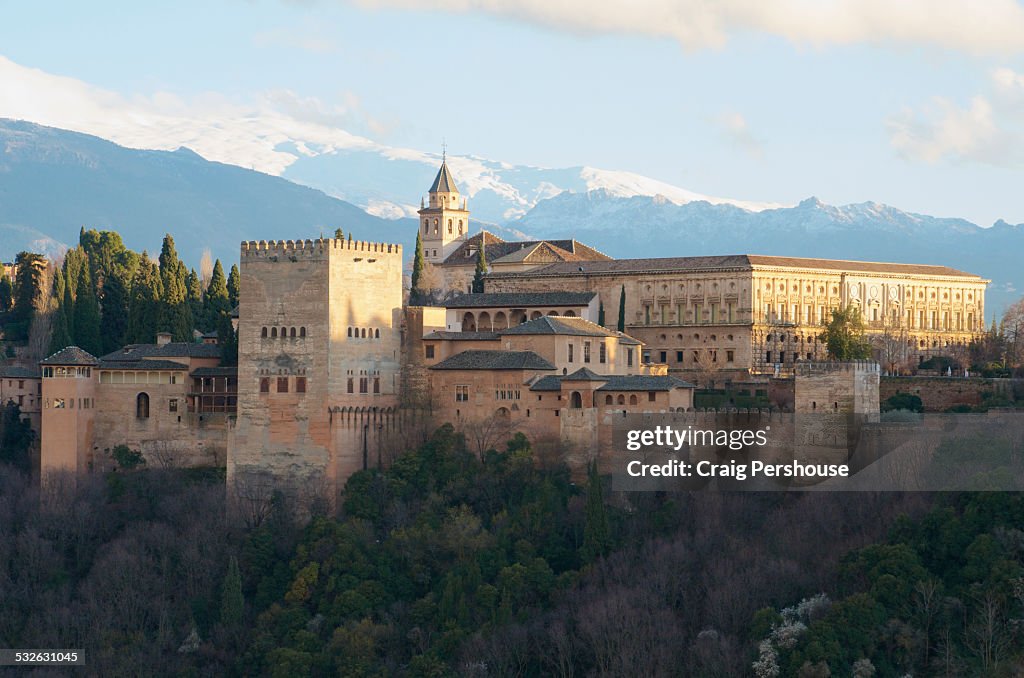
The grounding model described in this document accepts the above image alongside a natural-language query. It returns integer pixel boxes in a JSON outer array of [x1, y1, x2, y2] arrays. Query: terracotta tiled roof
[[443, 292, 596, 308], [191, 367, 239, 377], [529, 373, 694, 392], [96, 359, 192, 370], [101, 342, 222, 361], [498, 316, 619, 338], [563, 367, 608, 381], [422, 331, 500, 341], [40, 346, 98, 365], [429, 350, 556, 371], [487, 254, 981, 279], [0, 366, 40, 378], [442, 232, 611, 267]]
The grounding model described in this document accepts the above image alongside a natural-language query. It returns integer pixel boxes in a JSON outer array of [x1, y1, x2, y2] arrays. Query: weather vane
[[442, 138, 446, 161]]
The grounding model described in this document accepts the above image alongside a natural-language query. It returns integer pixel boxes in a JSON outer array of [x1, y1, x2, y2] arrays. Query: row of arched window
[[348, 327, 381, 339], [261, 326, 307, 339]]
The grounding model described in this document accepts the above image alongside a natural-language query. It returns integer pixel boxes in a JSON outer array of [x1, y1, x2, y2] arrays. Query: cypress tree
[[49, 269, 72, 354], [617, 285, 626, 333], [598, 299, 606, 327], [220, 555, 244, 627], [205, 260, 230, 326], [100, 271, 129, 354], [581, 461, 611, 562], [410, 231, 426, 304], [12, 251, 46, 329], [158, 235, 194, 341], [186, 268, 204, 330], [0, 269, 13, 312], [62, 267, 76, 339], [472, 241, 487, 294], [227, 264, 241, 309], [334, 227, 344, 240], [216, 312, 237, 366], [127, 258, 163, 344], [72, 264, 102, 355]]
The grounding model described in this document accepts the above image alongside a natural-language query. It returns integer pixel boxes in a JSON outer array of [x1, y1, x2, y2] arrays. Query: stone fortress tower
[[227, 237, 403, 497], [417, 153, 470, 265]]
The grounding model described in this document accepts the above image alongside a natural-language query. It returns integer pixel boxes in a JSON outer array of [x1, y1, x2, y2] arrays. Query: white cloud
[[345, 0, 1024, 53], [0, 55, 383, 175], [712, 110, 762, 158], [887, 68, 1024, 166]]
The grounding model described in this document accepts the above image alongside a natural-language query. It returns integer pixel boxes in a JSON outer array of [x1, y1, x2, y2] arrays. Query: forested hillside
[[4, 425, 1023, 676]]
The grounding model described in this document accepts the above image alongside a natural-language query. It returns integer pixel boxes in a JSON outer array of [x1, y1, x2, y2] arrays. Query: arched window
[[433, 218, 439, 234], [374, 328, 380, 339], [563, 310, 576, 317], [271, 327, 277, 338], [290, 327, 296, 338], [361, 328, 367, 338], [629, 394, 638, 406], [570, 392, 583, 409], [447, 219, 452, 234], [347, 327, 352, 337], [423, 219, 428, 233], [300, 327, 306, 337], [261, 327, 268, 338], [617, 394, 625, 405], [458, 220, 463, 234], [605, 395, 613, 405], [280, 327, 286, 339], [260, 378, 270, 393], [136, 392, 150, 419]]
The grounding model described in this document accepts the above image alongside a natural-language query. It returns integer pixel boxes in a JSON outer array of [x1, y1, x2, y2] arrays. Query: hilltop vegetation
[[5, 426, 1024, 675]]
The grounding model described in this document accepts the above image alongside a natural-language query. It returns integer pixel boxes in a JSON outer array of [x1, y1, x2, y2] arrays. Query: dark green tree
[[334, 227, 344, 240], [820, 306, 873, 361], [617, 285, 626, 333], [598, 299, 606, 326], [49, 268, 72, 354], [227, 264, 241, 309], [72, 264, 102, 355], [0, 269, 13, 312], [99, 271, 129, 353], [0, 402, 34, 472], [11, 252, 46, 337], [217, 312, 238, 366], [221, 555, 244, 627], [581, 461, 611, 562], [472, 242, 487, 294], [410, 231, 426, 304], [126, 258, 163, 344], [186, 268, 204, 330], [158, 235, 193, 341], [205, 260, 230, 327]]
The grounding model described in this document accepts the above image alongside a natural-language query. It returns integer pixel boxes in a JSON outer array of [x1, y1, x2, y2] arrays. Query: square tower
[[228, 237, 403, 497], [417, 158, 469, 264]]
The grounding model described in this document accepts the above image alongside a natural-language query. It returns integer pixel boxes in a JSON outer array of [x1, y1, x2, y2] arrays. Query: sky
[[2, 0, 1024, 226]]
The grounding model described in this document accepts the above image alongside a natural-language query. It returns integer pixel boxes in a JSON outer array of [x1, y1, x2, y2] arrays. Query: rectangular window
[[373, 377, 380, 394], [648, 392, 656, 402], [766, 350, 772, 364], [659, 350, 667, 363], [347, 377, 354, 394], [677, 304, 685, 325], [169, 399, 178, 413], [660, 304, 669, 324], [456, 385, 469, 402], [568, 344, 574, 363], [296, 377, 306, 393], [277, 377, 289, 393], [726, 350, 734, 363], [18, 380, 24, 389], [627, 348, 633, 367], [425, 345, 435, 359], [676, 351, 684, 363], [599, 343, 607, 363], [644, 305, 651, 324], [583, 341, 591, 363]]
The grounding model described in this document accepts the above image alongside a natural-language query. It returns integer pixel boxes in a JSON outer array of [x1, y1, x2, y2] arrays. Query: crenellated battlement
[[795, 360, 880, 377], [240, 238, 402, 259]]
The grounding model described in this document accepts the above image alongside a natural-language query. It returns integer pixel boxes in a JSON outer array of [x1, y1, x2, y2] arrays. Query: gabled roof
[[528, 375, 564, 391], [498, 315, 618, 338], [441, 231, 611, 267], [0, 366, 40, 379], [443, 292, 596, 309], [40, 346, 98, 366], [429, 161, 459, 194], [96, 359, 192, 371], [101, 342, 222, 362], [423, 331, 500, 341], [487, 254, 981, 279], [563, 367, 608, 382], [430, 350, 556, 371], [597, 375, 696, 391]]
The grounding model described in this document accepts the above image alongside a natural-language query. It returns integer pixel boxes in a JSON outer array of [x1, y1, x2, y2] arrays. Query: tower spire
[[442, 138, 446, 162]]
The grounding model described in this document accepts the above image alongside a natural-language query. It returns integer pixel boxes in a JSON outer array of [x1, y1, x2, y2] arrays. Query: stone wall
[[880, 376, 1021, 411]]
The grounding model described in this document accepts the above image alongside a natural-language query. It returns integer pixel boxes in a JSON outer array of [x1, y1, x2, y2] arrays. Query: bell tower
[[418, 150, 469, 265]]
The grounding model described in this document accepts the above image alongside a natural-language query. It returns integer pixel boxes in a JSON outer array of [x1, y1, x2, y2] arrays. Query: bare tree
[[462, 411, 515, 459], [965, 592, 1009, 673], [231, 470, 275, 528], [871, 318, 913, 375], [1002, 297, 1024, 369], [199, 249, 214, 288], [694, 348, 721, 389]]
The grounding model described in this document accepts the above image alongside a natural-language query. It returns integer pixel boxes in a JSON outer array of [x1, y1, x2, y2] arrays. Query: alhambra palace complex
[[7, 160, 989, 495]]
